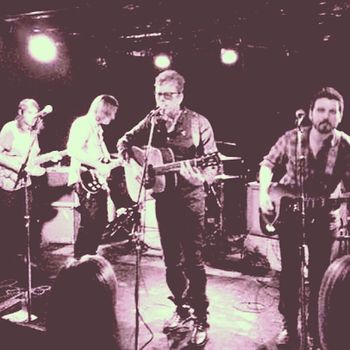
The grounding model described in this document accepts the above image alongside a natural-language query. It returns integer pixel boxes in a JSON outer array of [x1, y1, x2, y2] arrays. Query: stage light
[[220, 48, 239, 65], [153, 53, 171, 70], [28, 33, 57, 63]]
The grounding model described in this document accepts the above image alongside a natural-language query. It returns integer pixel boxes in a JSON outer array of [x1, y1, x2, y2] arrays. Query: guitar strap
[[191, 117, 200, 149], [325, 130, 341, 176], [97, 127, 110, 162], [97, 126, 116, 222]]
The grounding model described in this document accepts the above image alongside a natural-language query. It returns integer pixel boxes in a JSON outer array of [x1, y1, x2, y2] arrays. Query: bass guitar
[[259, 183, 350, 236], [124, 146, 220, 202], [0, 150, 67, 191]]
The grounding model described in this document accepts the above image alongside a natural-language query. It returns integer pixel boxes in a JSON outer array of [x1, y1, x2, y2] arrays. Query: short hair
[[154, 69, 185, 93], [47, 254, 120, 350], [309, 87, 344, 114], [318, 255, 350, 350], [87, 94, 119, 118]]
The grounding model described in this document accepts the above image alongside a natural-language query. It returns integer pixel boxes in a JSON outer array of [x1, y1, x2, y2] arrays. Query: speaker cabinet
[[40, 167, 80, 245], [41, 201, 79, 245]]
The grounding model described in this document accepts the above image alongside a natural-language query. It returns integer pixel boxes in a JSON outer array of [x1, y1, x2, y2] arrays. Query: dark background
[[1, 0, 350, 178]]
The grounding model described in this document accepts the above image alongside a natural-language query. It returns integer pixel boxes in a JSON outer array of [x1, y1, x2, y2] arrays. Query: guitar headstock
[[197, 152, 221, 168]]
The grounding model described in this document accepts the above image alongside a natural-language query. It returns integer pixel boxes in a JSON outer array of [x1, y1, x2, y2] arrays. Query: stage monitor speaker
[[41, 201, 79, 245]]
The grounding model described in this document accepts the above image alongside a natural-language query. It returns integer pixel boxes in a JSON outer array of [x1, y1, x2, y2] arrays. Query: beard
[[314, 120, 334, 134]]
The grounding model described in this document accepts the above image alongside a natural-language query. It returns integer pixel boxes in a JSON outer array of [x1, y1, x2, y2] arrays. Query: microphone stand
[[6, 124, 40, 323], [131, 111, 158, 350], [295, 120, 309, 350]]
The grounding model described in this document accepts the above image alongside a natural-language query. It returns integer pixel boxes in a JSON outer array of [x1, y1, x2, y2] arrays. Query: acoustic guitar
[[124, 146, 220, 202]]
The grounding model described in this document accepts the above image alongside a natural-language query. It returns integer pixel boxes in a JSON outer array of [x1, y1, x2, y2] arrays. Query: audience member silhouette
[[318, 254, 350, 350], [46, 254, 120, 350]]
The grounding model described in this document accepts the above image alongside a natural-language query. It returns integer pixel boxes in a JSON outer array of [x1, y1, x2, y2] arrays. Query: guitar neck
[[305, 196, 350, 208], [35, 150, 67, 165], [154, 158, 198, 175]]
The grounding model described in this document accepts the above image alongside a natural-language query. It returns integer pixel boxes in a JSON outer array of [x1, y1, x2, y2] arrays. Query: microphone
[[36, 105, 53, 118], [148, 107, 162, 118], [295, 109, 306, 127]]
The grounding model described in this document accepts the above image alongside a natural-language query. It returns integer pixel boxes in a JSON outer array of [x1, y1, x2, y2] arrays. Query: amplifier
[[40, 167, 80, 245]]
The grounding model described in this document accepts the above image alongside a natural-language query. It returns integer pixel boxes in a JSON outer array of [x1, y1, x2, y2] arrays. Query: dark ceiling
[[1, 0, 350, 57], [1, 1, 350, 169]]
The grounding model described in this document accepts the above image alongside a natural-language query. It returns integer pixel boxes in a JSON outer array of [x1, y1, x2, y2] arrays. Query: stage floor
[[0, 241, 283, 350]]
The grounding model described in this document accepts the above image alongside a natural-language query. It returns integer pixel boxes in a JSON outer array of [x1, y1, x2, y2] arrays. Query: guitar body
[[259, 183, 350, 236], [0, 150, 66, 191], [124, 146, 176, 202], [124, 146, 219, 202], [79, 158, 123, 195], [80, 169, 104, 194]]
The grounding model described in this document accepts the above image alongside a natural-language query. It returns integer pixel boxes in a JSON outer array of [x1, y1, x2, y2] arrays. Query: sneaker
[[190, 318, 209, 347], [163, 305, 193, 333], [276, 321, 298, 346]]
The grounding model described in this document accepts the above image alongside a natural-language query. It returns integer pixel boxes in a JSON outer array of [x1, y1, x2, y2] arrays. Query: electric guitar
[[0, 150, 67, 191], [124, 146, 220, 202], [259, 183, 350, 236], [80, 158, 123, 194]]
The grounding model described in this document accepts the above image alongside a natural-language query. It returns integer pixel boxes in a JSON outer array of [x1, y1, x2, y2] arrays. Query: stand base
[[2, 309, 38, 323]]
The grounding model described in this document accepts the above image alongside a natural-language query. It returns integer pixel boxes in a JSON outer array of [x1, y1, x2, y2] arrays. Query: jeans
[[74, 184, 108, 258], [278, 208, 339, 339], [155, 188, 209, 319]]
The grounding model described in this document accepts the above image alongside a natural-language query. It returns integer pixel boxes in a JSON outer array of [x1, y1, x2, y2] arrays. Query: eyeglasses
[[155, 92, 181, 100]]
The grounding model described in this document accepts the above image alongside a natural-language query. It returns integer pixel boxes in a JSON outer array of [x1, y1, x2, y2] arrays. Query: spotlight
[[28, 33, 57, 63], [220, 48, 239, 65], [153, 53, 171, 70]]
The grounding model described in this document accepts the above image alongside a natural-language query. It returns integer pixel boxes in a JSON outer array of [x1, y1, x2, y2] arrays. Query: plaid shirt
[[261, 126, 350, 196]]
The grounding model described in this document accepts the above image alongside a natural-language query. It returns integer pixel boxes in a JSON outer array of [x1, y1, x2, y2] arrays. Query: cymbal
[[216, 141, 237, 146], [218, 153, 242, 161], [215, 174, 241, 181]]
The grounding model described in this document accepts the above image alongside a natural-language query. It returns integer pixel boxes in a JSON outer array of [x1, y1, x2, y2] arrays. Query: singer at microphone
[[36, 105, 53, 118], [148, 107, 164, 119]]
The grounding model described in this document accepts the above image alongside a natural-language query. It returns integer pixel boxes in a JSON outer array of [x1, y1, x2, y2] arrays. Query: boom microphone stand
[[295, 113, 309, 350]]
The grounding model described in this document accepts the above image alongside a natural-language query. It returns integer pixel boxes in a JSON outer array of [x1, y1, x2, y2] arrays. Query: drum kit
[[104, 140, 248, 261], [204, 141, 247, 261]]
